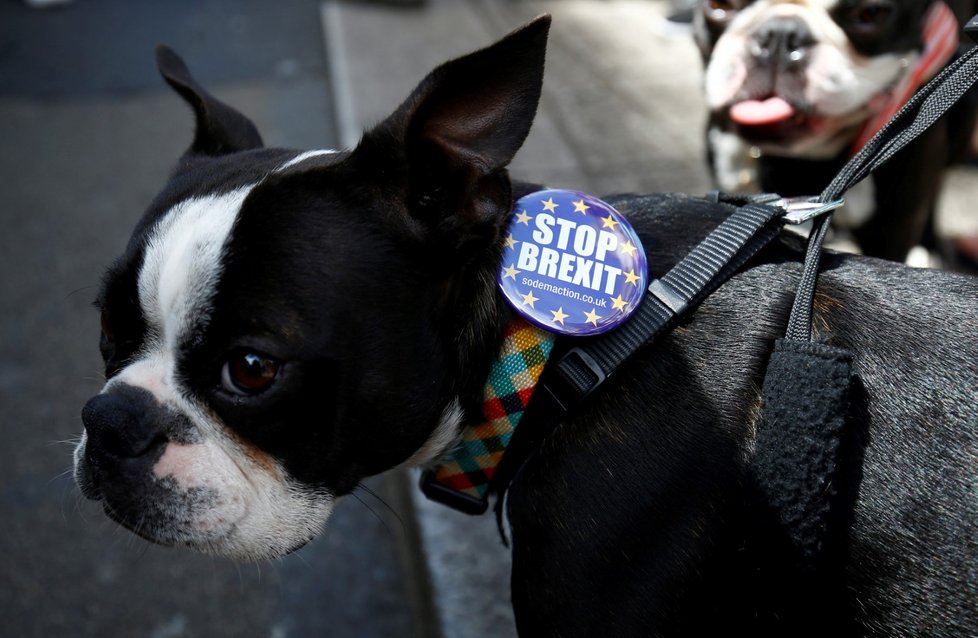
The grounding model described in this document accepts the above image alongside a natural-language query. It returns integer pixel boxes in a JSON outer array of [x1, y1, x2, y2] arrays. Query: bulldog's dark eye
[[222, 351, 281, 395], [847, 1, 893, 28]]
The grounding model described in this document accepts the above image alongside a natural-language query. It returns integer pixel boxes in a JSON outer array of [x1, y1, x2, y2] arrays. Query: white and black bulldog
[[695, 0, 977, 262], [74, 15, 978, 636]]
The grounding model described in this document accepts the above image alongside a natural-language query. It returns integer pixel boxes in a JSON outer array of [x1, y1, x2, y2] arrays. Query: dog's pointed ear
[[357, 16, 551, 240], [155, 45, 264, 156]]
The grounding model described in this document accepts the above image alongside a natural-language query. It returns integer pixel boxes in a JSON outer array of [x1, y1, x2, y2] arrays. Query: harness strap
[[547, 198, 783, 402]]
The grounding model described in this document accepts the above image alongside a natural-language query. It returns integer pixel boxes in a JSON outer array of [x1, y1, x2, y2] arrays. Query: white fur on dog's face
[[704, 0, 916, 158], [74, 180, 337, 561]]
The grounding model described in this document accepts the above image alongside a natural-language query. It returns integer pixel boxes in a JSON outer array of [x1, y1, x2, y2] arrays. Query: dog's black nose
[[750, 16, 815, 66], [82, 386, 166, 458]]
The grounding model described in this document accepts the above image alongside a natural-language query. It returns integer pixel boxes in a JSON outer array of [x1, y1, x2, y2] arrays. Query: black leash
[[787, 30, 978, 341]]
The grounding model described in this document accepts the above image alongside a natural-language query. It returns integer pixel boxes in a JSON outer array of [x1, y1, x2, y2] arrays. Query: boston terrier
[[74, 16, 978, 636], [693, 0, 978, 262]]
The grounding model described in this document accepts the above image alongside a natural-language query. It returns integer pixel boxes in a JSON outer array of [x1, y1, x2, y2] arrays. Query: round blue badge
[[497, 189, 647, 336]]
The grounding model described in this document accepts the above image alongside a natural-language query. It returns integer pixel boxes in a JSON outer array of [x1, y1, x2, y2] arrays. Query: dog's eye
[[846, 1, 893, 28], [221, 351, 281, 395]]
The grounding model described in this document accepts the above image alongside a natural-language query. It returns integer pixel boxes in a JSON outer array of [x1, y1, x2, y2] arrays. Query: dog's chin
[[101, 500, 178, 548], [722, 108, 865, 159], [98, 494, 314, 560]]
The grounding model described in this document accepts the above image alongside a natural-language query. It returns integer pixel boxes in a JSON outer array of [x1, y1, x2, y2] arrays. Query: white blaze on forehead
[[275, 149, 337, 173], [104, 351, 170, 401], [138, 186, 255, 349]]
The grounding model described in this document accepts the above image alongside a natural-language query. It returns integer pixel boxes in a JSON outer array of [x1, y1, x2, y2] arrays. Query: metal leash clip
[[776, 196, 846, 224]]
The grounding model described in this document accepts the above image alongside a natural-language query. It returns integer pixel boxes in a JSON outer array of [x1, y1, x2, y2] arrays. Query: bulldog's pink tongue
[[729, 97, 795, 126]]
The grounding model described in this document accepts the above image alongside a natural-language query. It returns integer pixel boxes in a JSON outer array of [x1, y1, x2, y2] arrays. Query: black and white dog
[[74, 17, 977, 636], [694, 0, 977, 262]]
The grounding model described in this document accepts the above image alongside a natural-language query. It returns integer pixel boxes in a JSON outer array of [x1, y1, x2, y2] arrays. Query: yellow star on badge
[[584, 308, 601, 327], [503, 264, 520, 280], [620, 240, 637, 257], [623, 269, 641, 286], [601, 215, 619, 231], [572, 199, 589, 214], [504, 233, 518, 250], [515, 210, 532, 225], [551, 307, 569, 325], [521, 290, 539, 308], [541, 197, 559, 213], [611, 294, 628, 311]]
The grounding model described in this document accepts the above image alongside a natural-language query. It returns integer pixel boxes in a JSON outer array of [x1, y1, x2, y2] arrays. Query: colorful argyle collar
[[422, 318, 555, 514]]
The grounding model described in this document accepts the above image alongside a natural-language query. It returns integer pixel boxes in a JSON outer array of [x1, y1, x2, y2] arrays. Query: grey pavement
[[4, 1, 977, 638]]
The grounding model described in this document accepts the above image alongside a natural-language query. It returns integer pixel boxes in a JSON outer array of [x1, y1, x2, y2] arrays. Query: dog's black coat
[[506, 193, 977, 636], [81, 17, 978, 637]]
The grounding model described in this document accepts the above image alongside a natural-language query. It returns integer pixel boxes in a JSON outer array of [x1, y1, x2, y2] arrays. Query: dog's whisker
[[356, 484, 406, 533], [285, 549, 312, 573], [59, 478, 80, 522], [47, 436, 83, 448], [351, 491, 396, 540], [49, 466, 75, 484], [65, 284, 98, 301], [223, 555, 242, 590]]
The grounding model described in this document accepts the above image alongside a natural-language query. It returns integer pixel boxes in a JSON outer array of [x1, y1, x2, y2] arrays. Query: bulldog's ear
[[155, 45, 264, 156], [356, 15, 550, 237]]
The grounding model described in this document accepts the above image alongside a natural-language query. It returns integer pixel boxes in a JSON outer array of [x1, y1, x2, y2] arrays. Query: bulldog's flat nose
[[81, 386, 165, 458], [750, 16, 815, 66]]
